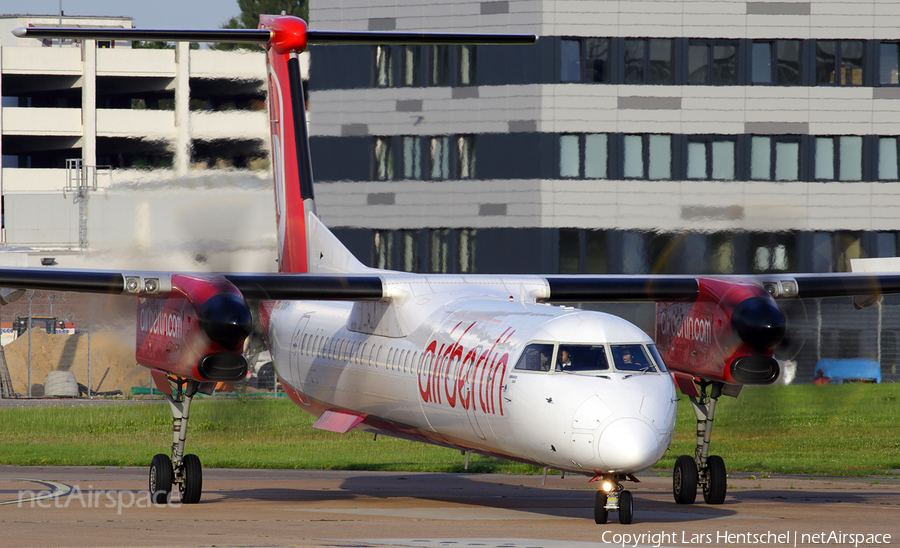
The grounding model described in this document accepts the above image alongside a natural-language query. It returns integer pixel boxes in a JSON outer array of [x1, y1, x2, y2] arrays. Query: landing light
[[125, 277, 140, 293], [602, 481, 613, 492]]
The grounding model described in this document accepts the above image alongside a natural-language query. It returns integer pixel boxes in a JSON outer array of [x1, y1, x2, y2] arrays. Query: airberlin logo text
[[139, 304, 184, 339], [418, 323, 514, 416], [659, 309, 711, 345]]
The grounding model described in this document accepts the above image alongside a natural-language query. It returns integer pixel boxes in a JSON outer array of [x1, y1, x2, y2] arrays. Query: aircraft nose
[[597, 418, 660, 471]]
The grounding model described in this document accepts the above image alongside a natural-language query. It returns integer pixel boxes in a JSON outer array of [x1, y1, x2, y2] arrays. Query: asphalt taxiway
[[1, 466, 898, 548]]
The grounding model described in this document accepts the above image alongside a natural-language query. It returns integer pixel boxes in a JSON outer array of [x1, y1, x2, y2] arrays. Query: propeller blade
[[773, 298, 808, 361]]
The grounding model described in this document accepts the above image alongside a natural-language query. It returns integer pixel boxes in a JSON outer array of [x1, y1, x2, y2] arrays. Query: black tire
[[618, 490, 634, 525], [703, 455, 727, 505], [179, 454, 203, 504], [593, 490, 608, 524], [673, 455, 698, 504], [149, 453, 173, 504]]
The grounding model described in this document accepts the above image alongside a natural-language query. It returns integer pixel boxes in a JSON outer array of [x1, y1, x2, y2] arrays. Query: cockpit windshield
[[556, 345, 609, 372], [610, 344, 657, 372], [514, 342, 667, 374]]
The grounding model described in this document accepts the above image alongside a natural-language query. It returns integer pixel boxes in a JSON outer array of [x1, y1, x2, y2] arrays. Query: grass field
[[0, 383, 898, 476]]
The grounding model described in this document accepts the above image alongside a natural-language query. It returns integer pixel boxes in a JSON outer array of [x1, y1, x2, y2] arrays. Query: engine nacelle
[[656, 277, 784, 386], [136, 274, 253, 382]]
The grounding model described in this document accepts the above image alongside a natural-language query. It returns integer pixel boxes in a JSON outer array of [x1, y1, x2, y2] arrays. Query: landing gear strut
[[149, 377, 207, 504], [593, 475, 634, 525], [673, 381, 729, 505]]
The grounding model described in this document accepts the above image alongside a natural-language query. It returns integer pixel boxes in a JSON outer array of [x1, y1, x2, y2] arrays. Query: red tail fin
[[259, 15, 315, 274]]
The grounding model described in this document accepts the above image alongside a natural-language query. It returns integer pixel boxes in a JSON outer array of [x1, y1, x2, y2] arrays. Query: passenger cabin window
[[556, 344, 609, 372], [611, 344, 657, 372], [514, 343, 554, 372]]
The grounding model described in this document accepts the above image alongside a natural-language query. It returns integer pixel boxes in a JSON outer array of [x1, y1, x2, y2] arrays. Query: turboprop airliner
[[9, 16, 900, 526]]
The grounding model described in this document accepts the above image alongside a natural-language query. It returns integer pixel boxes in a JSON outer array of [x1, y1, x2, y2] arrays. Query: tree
[[214, 0, 309, 50]]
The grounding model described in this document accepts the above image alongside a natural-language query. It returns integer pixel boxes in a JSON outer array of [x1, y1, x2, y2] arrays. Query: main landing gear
[[673, 381, 730, 505], [593, 475, 636, 525], [149, 378, 208, 504]]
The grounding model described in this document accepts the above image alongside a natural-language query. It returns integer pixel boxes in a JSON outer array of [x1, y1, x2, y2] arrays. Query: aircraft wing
[[1, 267, 900, 303], [0, 268, 383, 301], [542, 272, 900, 301]]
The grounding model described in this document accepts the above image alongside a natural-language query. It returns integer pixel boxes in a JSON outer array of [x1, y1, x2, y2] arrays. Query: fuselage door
[[289, 315, 311, 404]]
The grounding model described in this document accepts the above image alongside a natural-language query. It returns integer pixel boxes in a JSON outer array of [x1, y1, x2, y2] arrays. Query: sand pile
[[4, 330, 151, 397]]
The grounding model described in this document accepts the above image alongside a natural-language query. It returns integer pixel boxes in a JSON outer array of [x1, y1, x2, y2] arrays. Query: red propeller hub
[[260, 15, 308, 54]]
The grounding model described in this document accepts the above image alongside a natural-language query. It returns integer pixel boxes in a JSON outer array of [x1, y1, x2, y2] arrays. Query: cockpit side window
[[647, 344, 669, 372], [514, 343, 554, 372], [557, 344, 609, 371], [611, 344, 656, 372]]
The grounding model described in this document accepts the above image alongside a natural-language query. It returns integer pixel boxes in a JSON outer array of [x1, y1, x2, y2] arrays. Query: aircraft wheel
[[179, 454, 203, 504], [618, 490, 634, 524], [593, 491, 608, 524], [702, 455, 727, 505], [673, 455, 698, 505], [149, 454, 173, 504]]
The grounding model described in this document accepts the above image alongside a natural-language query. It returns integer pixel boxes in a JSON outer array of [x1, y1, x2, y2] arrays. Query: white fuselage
[[267, 275, 677, 476]]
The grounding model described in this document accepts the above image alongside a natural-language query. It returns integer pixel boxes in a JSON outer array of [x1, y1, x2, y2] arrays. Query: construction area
[[0, 291, 148, 398]]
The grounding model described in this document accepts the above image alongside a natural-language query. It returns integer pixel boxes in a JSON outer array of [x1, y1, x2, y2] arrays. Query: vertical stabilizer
[[259, 15, 315, 274]]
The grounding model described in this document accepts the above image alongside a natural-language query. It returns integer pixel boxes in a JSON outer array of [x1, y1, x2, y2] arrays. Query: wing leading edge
[[0, 268, 899, 302]]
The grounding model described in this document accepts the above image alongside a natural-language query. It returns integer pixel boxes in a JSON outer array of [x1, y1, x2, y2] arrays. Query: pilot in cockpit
[[557, 348, 572, 370]]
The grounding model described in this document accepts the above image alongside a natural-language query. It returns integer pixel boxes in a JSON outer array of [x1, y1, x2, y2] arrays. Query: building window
[[751, 40, 801, 85], [459, 228, 476, 273], [878, 136, 900, 180], [430, 228, 450, 272], [880, 42, 900, 85], [560, 134, 608, 178], [687, 136, 736, 180], [751, 135, 801, 181], [430, 45, 450, 86], [459, 45, 476, 85], [429, 136, 451, 179], [560, 135, 580, 177], [560, 38, 610, 83], [375, 45, 393, 87], [374, 230, 392, 269], [400, 230, 418, 272], [401, 45, 420, 87], [624, 38, 673, 84], [374, 137, 393, 180], [814, 136, 863, 181], [402, 136, 423, 180], [623, 134, 672, 179], [751, 234, 794, 273], [584, 38, 611, 83], [560, 39, 581, 82], [688, 40, 739, 85], [457, 135, 476, 179], [816, 40, 864, 86]]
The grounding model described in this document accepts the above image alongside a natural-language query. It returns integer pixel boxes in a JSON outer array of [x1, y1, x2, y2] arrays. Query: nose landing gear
[[593, 475, 635, 525], [149, 377, 210, 504]]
